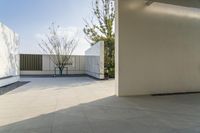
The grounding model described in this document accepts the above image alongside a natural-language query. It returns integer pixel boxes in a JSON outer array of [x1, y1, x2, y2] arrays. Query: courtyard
[[1, 0, 200, 133], [0, 77, 200, 133]]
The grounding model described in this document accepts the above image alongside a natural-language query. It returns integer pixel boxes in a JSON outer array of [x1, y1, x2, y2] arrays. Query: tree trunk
[[59, 67, 63, 75]]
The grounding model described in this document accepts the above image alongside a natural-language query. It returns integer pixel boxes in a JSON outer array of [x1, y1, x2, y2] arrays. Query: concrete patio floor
[[0, 77, 200, 133]]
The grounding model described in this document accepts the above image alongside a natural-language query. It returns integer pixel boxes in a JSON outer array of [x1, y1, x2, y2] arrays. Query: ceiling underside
[[147, 0, 200, 9]]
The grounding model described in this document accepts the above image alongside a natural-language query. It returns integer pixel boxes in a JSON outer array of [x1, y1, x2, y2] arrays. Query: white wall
[[85, 41, 104, 79], [20, 42, 105, 79], [116, 0, 200, 96], [0, 22, 20, 87], [42, 55, 86, 75], [21, 55, 86, 75]]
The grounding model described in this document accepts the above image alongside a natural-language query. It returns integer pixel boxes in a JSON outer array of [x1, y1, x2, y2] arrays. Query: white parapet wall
[[0, 22, 20, 87], [20, 42, 105, 80], [85, 41, 104, 79], [20, 55, 86, 75]]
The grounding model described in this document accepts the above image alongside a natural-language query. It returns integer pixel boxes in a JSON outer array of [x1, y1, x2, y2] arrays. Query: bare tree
[[39, 23, 78, 75]]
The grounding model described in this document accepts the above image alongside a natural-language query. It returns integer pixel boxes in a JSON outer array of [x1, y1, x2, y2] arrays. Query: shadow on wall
[[1, 94, 200, 132]]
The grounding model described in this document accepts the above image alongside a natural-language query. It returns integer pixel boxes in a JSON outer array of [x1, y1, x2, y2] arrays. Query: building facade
[[116, 0, 200, 96]]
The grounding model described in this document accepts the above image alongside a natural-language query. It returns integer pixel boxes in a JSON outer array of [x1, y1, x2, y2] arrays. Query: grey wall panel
[[20, 54, 42, 71]]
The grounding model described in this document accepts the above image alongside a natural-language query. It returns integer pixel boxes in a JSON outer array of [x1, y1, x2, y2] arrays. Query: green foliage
[[83, 0, 115, 78], [104, 38, 115, 78]]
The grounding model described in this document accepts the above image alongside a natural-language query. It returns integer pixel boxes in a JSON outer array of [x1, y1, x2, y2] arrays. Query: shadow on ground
[[0, 81, 30, 95], [1, 94, 200, 133]]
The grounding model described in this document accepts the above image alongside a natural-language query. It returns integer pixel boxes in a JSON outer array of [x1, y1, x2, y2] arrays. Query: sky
[[0, 0, 93, 55]]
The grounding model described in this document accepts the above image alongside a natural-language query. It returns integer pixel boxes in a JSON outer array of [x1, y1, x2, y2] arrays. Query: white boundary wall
[[0, 22, 20, 87], [85, 41, 104, 79], [20, 55, 86, 75], [20, 41, 105, 79]]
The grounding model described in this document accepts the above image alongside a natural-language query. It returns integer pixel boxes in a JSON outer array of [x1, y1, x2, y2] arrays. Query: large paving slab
[[0, 77, 200, 133]]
